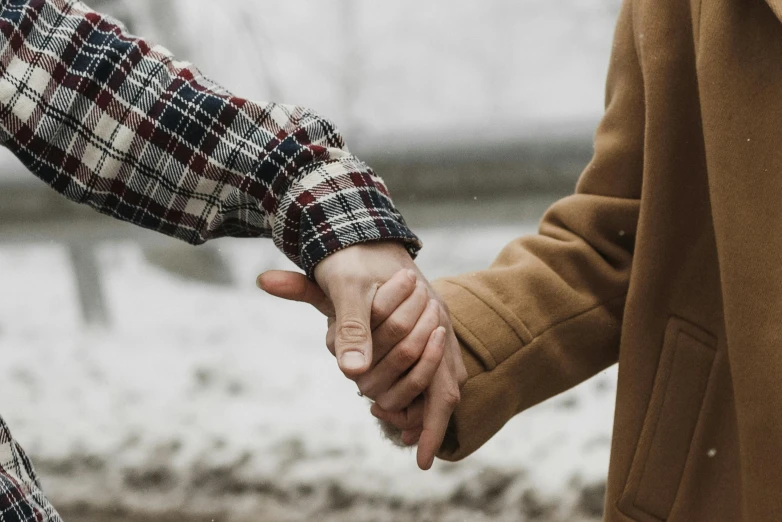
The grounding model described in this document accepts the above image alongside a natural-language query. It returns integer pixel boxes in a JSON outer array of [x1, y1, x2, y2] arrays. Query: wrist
[[313, 240, 414, 288]]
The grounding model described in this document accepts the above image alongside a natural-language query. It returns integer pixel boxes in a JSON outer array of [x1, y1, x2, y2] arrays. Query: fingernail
[[433, 326, 446, 343], [406, 269, 417, 283], [341, 351, 366, 371]]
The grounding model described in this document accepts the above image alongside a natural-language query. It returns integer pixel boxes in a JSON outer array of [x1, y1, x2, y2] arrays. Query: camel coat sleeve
[[436, 2, 644, 461]]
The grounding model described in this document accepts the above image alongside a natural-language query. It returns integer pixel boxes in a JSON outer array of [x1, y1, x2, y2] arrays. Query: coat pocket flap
[[618, 316, 717, 521]]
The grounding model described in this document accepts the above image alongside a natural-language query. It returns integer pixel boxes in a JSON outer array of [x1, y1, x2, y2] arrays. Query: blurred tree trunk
[[68, 243, 109, 327]]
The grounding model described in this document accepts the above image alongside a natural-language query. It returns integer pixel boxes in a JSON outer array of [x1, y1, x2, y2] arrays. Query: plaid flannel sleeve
[[0, 416, 62, 522], [0, 0, 421, 276]]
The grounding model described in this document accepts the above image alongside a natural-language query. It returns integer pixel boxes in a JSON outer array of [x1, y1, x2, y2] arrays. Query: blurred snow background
[[0, 0, 624, 520], [2, 230, 618, 522], [107, 0, 622, 148]]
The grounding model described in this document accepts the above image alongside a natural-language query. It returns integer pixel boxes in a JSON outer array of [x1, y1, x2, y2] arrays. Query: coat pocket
[[618, 316, 717, 522]]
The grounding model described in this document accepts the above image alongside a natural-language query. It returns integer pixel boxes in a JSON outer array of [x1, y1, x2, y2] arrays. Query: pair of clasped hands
[[256, 242, 467, 470]]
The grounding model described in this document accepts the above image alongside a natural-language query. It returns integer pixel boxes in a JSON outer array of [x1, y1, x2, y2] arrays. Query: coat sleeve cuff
[[433, 278, 526, 461], [433, 278, 624, 462], [273, 157, 422, 278]]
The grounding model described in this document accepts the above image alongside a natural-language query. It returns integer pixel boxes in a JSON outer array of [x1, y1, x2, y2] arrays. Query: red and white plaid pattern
[[0, 0, 422, 518]]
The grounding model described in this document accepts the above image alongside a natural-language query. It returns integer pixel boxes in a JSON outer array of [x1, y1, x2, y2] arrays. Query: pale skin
[[257, 242, 466, 470]]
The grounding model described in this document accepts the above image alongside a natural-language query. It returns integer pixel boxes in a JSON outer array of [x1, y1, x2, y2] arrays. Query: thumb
[[331, 282, 376, 377], [257, 270, 334, 317]]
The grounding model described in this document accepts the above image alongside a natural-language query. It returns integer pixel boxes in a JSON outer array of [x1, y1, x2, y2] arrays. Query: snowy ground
[[0, 224, 617, 521]]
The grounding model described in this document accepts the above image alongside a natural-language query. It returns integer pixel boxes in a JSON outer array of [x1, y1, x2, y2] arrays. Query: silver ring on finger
[[357, 389, 375, 403]]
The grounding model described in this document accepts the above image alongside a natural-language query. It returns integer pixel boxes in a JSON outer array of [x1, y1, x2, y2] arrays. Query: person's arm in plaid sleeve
[[0, 0, 421, 278], [0, 0, 461, 473]]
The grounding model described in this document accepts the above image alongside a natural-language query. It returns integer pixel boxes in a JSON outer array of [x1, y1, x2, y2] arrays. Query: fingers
[[355, 299, 441, 399], [402, 429, 423, 446], [371, 398, 424, 431], [261, 253, 457, 470], [416, 362, 461, 470], [372, 400, 425, 448], [370, 281, 430, 362], [257, 270, 334, 317], [374, 327, 446, 411], [370, 269, 418, 329], [330, 279, 377, 377]]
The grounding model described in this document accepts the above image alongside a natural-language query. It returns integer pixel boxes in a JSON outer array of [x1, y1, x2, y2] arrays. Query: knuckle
[[338, 319, 369, 346], [442, 388, 461, 408], [407, 375, 428, 394], [377, 395, 400, 412], [390, 272, 415, 296], [384, 317, 413, 341], [395, 345, 419, 369], [375, 395, 390, 410]]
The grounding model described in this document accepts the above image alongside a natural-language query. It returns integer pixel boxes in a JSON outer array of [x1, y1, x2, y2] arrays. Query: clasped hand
[[257, 242, 467, 470]]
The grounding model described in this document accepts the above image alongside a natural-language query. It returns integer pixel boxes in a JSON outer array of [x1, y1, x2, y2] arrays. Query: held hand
[[368, 304, 465, 468], [261, 266, 443, 395], [346, 274, 467, 469], [370, 315, 463, 461], [260, 242, 418, 377], [258, 243, 467, 469], [352, 275, 444, 411]]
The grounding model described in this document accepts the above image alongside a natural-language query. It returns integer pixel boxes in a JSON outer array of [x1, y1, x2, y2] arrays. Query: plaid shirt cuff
[[275, 157, 421, 278]]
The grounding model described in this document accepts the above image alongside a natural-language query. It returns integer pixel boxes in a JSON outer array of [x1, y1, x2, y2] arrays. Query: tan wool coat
[[433, 0, 782, 520]]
